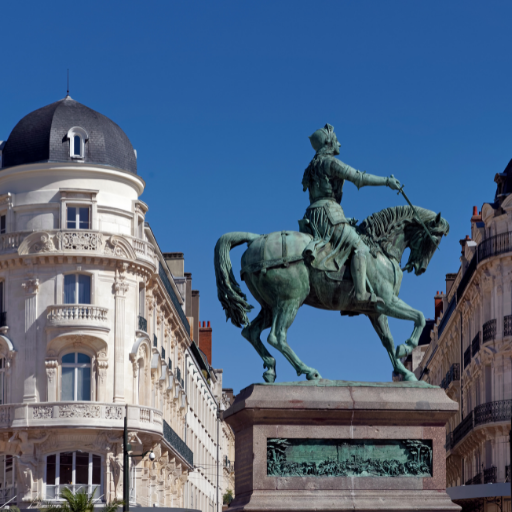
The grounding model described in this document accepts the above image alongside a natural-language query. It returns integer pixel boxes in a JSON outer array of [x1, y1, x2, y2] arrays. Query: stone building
[[0, 96, 231, 511], [416, 160, 512, 512], [219, 389, 235, 502]]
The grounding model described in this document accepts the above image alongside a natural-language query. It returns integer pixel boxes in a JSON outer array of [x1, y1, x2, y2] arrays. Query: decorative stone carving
[[33, 406, 53, 419], [105, 235, 136, 260], [105, 405, 124, 420], [56, 231, 102, 251], [21, 278, 39, 295], [113, 269, 129, 296], [140, 408, 151, 422], [59, 404, 101, 418]]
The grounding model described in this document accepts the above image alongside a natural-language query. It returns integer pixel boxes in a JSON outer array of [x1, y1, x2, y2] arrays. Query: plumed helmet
[[309, 123, 336, 151]]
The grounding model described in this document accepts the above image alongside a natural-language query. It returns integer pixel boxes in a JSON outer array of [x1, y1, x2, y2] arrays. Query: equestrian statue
[[214, 124, 449, 383]]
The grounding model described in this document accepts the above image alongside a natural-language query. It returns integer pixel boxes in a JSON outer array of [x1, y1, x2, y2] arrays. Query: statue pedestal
[[223, 381, 460, 512]]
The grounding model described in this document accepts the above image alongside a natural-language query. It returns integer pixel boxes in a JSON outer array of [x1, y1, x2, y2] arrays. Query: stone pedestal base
[[223, 380, 460, 512]]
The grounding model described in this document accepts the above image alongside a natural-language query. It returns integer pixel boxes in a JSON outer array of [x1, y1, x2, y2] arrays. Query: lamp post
[[123, 416, 155, 512]]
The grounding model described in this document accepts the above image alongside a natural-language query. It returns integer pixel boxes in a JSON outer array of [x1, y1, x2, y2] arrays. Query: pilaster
[[22, 277, 39, 402], [113, 268, 129, 403]]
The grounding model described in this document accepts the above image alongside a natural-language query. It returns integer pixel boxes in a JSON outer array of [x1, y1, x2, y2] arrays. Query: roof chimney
[[471, 206, 482, 223], [199, 321, 212, 365], [435, 291, 443, 322]]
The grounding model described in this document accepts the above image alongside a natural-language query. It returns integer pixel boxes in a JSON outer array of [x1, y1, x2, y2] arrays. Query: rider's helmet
[[309, 123, 337, 151]]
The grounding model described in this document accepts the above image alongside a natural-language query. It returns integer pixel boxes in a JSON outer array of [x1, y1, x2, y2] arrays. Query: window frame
[[0, 357, 5, 405], [63, 273, 92, 305], [44, 452, 103, 501], [61, 352, 92, 402], [67, 127, 88, 160], [66, 205, 91, 230]]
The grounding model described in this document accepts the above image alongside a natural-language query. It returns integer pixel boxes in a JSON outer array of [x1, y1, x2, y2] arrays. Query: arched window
[[67, 127, 88, 159], [61, 353, 91, 401], [45, 452, 101, 500]]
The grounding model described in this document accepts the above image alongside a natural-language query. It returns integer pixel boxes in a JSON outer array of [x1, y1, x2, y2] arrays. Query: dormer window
[[67, 127, 88, 160]]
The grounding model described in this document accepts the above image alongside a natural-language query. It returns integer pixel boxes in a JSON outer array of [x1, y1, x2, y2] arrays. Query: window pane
[[60, 452, 73, 485], [0, 372, 4, 405], [74, 136, 81, 156], [62, 353, 75, 364], [62, 367, 75, 401], [47, 455, 56, 485], [77, 353, 90, 364], [78, 275, 91, 304], [77, 367, 91, 401], [75, 453, 89, 484], [67, 207, 77, 229], [0, 215, 5, 234], [78, 208, 89, 229], [139, 287, 145, 316], [64, 275, 76, 304], [92, 455, 101, 485]]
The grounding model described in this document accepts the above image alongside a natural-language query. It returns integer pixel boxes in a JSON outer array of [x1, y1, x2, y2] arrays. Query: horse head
[[359, 206, 449, 275], [402, 210, 449, 275]]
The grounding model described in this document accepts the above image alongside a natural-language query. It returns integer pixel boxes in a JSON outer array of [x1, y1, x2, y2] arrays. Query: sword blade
[[400, 188, 440, 251]]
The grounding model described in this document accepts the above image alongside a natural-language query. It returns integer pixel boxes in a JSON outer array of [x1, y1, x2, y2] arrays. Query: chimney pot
[[473, 206, 478, 216], [207, 321, 211, 328]]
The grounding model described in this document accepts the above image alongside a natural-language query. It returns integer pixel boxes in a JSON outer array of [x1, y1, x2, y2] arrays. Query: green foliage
[[222, 489, 234, 505], [39, 488, 123, 512]]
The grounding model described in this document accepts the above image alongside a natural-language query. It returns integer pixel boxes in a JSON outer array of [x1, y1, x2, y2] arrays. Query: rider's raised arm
[[330, 159, 399, 191]]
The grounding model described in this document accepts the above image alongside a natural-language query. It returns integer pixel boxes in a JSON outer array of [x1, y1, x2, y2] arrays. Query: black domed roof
[[2, 96, 137, 174]]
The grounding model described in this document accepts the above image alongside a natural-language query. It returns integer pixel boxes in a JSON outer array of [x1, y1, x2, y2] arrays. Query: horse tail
[[214, 232, 260, 328]]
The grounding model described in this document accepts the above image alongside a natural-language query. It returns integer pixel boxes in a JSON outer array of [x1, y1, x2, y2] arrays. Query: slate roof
[[2, 96, 137, 174]]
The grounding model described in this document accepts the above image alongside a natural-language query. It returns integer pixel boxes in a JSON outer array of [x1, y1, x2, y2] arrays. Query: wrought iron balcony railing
[[506, 464, 511, 483], [438, 296, 456, 338], [484, 466, 497, 484], [483, 319, 496, 343], [471, 332, 481, 357], [505, 315, 512, 337], [158, 263, 190, 336], [464, 345, 471, 369], [441, 363, 460, 390], [465, 472, 482, 486], [445, 432, 452, 451], [474, 399, 512, 426], [163, 419, 193, 467], [138, 315, 148, 332], [452, 410, 473, 448]]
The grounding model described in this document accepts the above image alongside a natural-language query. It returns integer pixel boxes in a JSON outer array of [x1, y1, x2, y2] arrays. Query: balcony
[[465, 472, 482, 486], [504, 315, 512, 337], [0, 487, 16, 506], [442, 363, 460, 390], [464, 346, 471, 369], [471, 332, 480, 357], [47, 305, 108, 326], [138, 315, 148, 332], [163, 419, 193, 467], [484, 466, 497, 484], [452, 411, 473, 448], [483, 319, 496, 343], [445, 432, 453, 451], [474, 398, 512, 425]]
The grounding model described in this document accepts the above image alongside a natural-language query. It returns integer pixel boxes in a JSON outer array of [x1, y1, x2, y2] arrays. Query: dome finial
[[66, 69, 69, 97]]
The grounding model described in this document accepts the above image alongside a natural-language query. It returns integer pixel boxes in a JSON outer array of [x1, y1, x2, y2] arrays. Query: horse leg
[[368, 313, 417, 381], [267, 300, 322, 381], [241, 308, 276, 383], [382, 296, 426, 358]]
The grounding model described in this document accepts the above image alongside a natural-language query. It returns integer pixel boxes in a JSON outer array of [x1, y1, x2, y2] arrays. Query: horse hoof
[[263, 369, 276, 383], [306, 369, 322, 381]]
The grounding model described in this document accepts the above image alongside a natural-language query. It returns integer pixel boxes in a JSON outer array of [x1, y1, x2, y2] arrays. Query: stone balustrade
[[0, 229, 156, 266], [47, 305, 109, 324], [0, 402, 163, 435]]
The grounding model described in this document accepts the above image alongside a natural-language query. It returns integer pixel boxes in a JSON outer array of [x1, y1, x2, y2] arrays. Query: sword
[[393, 176, 440, 251]]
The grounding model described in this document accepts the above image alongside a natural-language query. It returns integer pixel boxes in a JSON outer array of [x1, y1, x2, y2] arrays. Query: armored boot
[[350, 249, 384, 306]]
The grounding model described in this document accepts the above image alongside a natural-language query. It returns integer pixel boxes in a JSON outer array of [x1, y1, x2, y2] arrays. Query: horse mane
[[358, 205, 437, 261]]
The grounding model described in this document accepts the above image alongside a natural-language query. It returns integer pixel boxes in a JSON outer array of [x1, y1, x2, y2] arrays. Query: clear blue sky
[[1, 1, 511, 393]]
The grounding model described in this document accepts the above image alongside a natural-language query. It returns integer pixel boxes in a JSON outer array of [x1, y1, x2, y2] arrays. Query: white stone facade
[[0, 101, 231, 511], [417, 174, 512, 512]]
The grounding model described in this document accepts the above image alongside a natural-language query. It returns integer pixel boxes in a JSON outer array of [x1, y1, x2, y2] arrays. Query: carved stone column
[[45, 359, 58, 402], [113, 269, 129, 403], [96, 359, 108, 402], [22, 278, 39, 402]]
